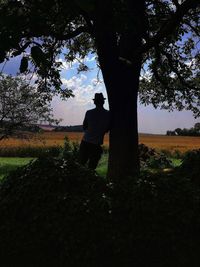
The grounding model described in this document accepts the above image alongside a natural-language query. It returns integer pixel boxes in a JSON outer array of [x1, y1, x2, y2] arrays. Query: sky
[[0, 54, 199, 134]]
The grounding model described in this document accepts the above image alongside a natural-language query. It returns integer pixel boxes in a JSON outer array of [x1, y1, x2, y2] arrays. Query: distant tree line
[[54, 125, 83, 132], [166, 123, 200, 136], [25, 124, 83, 133]]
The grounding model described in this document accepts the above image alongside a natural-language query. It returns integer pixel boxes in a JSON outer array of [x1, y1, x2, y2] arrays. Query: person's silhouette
[[79, 93, 110, 170]]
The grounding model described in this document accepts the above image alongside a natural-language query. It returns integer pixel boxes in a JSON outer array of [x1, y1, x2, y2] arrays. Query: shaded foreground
[[0, 157, 33, 180], [0, 153, 200, 267]]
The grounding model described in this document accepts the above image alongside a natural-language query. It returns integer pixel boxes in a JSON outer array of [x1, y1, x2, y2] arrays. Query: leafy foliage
[[0, 157, 32, 180], [179, 149, 200, 183], [0, 75, 59, 140], [0, 145, 61, 158], [58, 135, 80, 160], [0, 154, 200, 266], [19, 57, 28, 73], [0, 157, 109, 267], [0, 0, 199, 177], [139, 1, 200, 116], [139, 143, 172, 168], [0, 0, 199, 115]]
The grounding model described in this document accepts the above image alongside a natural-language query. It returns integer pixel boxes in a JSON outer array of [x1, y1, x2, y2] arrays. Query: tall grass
[[1, 132, 200, 153], [0, 146, 61, 157]]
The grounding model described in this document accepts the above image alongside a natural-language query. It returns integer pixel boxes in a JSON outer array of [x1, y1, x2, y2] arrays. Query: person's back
[[79, 93, 110, 170], [83, 107, 110, 145]]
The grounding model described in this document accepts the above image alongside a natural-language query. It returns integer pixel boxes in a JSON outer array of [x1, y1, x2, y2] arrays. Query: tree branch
[[172, 0, 180, 9], [54, 26, 89, 41], [141, 0, 200, 53], [152, 46, 176, 91], [79, 10, 94, 35], [184, 21, 200, 37], [161, 49, 195, 89], [12, 41, 42, 56]]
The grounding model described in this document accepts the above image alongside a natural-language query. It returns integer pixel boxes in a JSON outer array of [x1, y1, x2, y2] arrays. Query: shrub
[[0, 145, 61, 157], [113, 171, 200, 266], [172, 149, 185, 159], [160, 149, 185, 159], [0, 156, 110, 267], [139, 143, 172, 169], [139, 143, 155, 161], [59, 136, 80, 160], [179, 149, 200, 184], [147, 153, 173, 168], [0, 155, 200, 266]]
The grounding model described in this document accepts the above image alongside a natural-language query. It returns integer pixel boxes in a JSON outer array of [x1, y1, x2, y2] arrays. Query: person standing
[[79, 93, 110, 170]]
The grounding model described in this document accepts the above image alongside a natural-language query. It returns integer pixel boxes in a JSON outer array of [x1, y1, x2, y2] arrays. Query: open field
[[1, 132, 200, 153], [0, 157, 34, 180], [139, 133, 200, 153], [0, 156, 107, 180]]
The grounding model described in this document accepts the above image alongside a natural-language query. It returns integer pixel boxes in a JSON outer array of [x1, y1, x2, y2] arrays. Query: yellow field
[[1, 132, 200, 153], [139, 133, 200, 152]]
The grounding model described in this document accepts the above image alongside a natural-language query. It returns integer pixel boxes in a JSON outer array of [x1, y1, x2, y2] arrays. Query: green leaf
[[0, 51, 6, 63], [74, 0, 94, 12], [20, 57, 28, 73], [31, 46, 47, 67]]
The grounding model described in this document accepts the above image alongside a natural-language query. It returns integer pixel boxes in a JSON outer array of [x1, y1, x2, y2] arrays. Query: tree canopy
[[0, 75, 58, 140], [0, 0, 199, 114]]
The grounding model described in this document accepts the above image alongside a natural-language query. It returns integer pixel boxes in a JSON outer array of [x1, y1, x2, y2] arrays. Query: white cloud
[[91, 77, 103, 86], [85, 55, 96, 62], [60, 73, 105, 105], [51, 72, 108, 125], [140, 70, 152, 81], [57, 54, 96, 69], [185, 58, 196, 68], [56, 58, 73, 71], [61, 74, 87, 91]]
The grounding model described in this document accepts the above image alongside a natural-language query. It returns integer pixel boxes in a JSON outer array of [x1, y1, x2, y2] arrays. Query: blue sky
[[0, 54, 198, 134]]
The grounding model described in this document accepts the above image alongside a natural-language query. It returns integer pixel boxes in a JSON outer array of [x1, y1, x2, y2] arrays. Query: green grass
[[96, 155, 183, 177], [0, 154, 182, 180], [170, 158, 182, 167], [0, 157, 34, 180], [0, 154, 108, 181], [96, 153, 108, 177]]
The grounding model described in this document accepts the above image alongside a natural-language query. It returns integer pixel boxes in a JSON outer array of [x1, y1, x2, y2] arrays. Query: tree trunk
[[107, 68, 140, 181], [95, 36, 141, 181], [102, 61, 141, 181], [93, 0, 143, 182]]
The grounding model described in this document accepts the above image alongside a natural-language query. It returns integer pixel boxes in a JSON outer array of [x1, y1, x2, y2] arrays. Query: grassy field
[[0, 132, 199, 179], [0, 156, 107, 180], [0, 157, 34, 180], [0, 154, 182, 180], [1, 132, 200, 153]]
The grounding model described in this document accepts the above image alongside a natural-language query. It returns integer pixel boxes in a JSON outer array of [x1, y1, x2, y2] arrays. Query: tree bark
[[93, 0, 143, 182], [95, 37, 142, 181], [107, 66, 140, 181], [102, 60, 141, 181]]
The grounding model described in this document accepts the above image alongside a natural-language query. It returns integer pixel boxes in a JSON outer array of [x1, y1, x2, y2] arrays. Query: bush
[[110, 171, 200, 267], [179, 149, 200, 184], [0, 145, 61, 157], [58, 136, 79, 160], [147, 153, 173, 168], [0, 154, 200, 266], [0, 156, 110, 267], [139, 144, 172, 169], [159, 149, 185, 159]]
